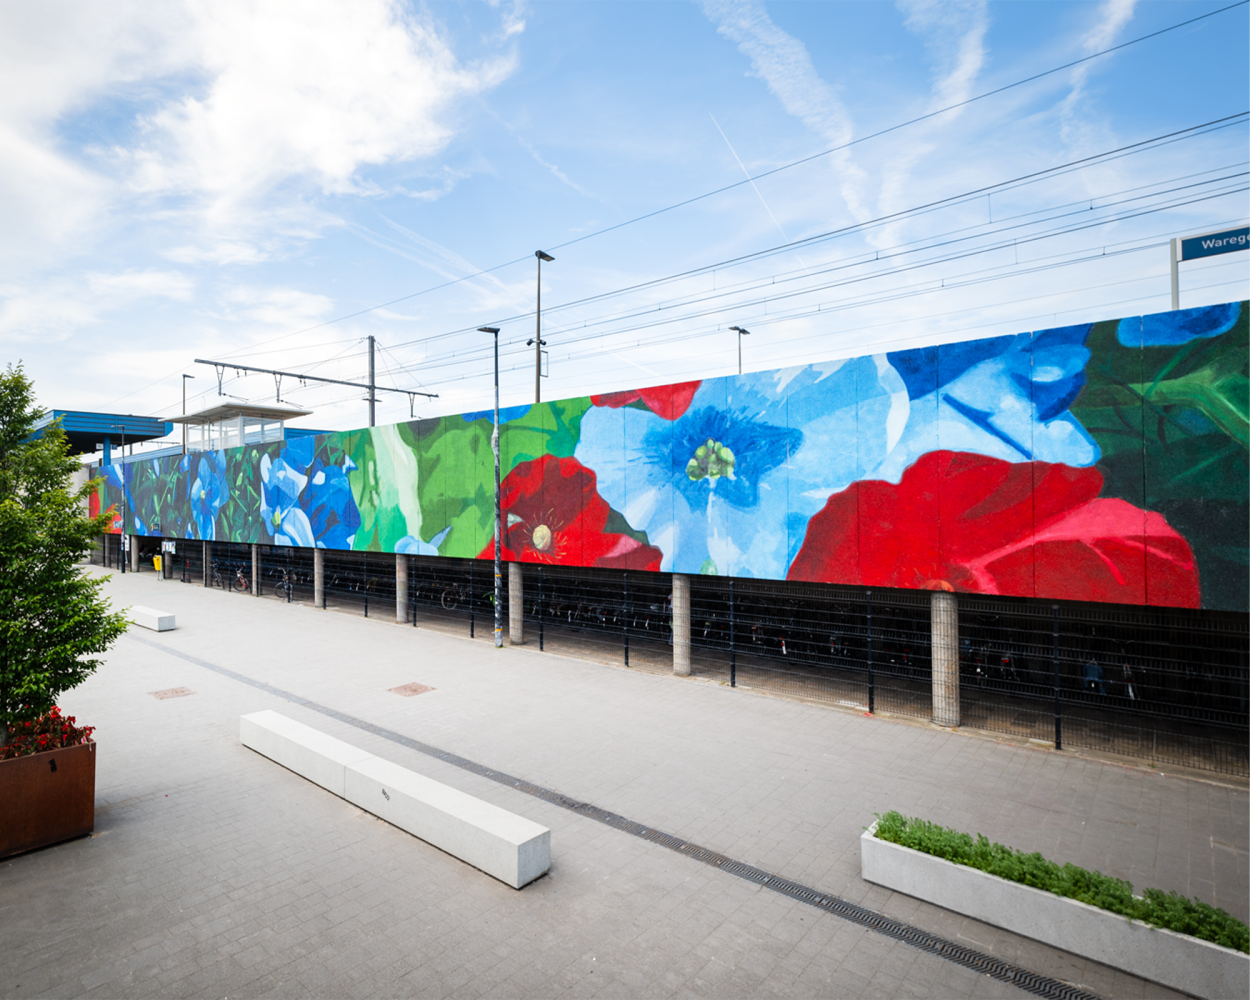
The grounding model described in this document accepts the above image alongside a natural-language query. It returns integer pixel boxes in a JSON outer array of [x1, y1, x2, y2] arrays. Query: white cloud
[[0, 0, 520, 268], [205, 285, 336, 332], [701, 0, 869, 222], [898, 1, 988, 110], [130, 2, 514, 202], [0, 269, 194, 342], [873, 2, 990, 241], [1059, 0, 1137, 151]]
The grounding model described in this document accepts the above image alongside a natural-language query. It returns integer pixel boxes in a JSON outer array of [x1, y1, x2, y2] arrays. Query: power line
[[381, 116, 1248, 354], [208, 3, 1249, 353], [391, 174, 1247, 373]]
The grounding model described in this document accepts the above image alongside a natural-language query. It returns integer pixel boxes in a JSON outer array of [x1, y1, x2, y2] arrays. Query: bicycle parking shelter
[[86, 300, 1250, 778]]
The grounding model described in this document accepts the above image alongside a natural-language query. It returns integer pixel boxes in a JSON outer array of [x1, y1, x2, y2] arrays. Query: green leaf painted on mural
[[413, 400, 593, 557], [345, 425, 420, 551], [1072, 309, 1249, 505], [502, 398, 593, 468]]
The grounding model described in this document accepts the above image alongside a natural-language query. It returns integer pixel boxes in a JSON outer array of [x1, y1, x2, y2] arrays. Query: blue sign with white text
[[1181, 227, 1249, 261]]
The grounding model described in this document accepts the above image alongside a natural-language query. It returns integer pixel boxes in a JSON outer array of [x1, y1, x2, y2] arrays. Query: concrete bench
[[240, 710, 550, 889], [129, 606, 175, 632], [239, 710, 372, 797]]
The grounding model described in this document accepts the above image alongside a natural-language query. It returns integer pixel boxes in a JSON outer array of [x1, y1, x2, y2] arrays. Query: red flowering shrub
[[788, 451, 1200, 607], [591, 380, 701, 421], [0, 706, 95, 760], [479, 454, 663, 570]]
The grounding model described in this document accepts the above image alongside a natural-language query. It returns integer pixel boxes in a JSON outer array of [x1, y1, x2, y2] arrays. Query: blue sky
[[2, 0, 1247, 442]]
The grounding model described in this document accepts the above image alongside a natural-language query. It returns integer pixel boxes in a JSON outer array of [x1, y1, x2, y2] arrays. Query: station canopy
[[166, 402, 312, 452], [32, 410, 172, 456]]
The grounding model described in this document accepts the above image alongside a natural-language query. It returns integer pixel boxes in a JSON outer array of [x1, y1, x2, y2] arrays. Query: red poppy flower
[[788, 451, 1200, 607], [591, 380, 701, 421], [478, 454, 663, 570]]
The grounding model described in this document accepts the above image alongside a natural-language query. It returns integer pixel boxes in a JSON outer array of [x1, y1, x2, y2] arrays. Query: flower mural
[[873, 324, 1100, 483], [189, 453, 229, 540], [787, 450, 1201, 607], [260, 438, 361, 548], [590, 380, 702, 420], [479, 454, 663, 570], [93, 300, 1248, 611]]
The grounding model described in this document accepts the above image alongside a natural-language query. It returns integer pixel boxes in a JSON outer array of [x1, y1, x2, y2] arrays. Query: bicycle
[[211, 560, 226, 590], [232, 564, 250, 592], [275, 568, 294, 602]]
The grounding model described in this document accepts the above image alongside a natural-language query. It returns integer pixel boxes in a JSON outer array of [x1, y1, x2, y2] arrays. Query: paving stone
[[0, 568, 1237, 999]]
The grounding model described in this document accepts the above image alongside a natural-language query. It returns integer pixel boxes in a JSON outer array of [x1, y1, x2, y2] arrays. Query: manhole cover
[[389, 682, 434, 697], [150, 687, 194, 700]]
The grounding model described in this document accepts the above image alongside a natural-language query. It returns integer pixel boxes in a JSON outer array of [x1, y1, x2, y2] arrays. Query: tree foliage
[[0, 363, 128, 738]]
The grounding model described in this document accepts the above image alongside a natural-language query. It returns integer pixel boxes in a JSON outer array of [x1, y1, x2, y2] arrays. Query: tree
[[0, 363, 128, 746]]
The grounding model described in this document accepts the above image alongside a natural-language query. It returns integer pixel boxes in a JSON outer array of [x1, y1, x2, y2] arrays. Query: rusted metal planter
[[0, 741, 95, 859]]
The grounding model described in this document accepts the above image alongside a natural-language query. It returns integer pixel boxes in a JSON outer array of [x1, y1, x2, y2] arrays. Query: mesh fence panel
[[118, 544, 1248, 775]]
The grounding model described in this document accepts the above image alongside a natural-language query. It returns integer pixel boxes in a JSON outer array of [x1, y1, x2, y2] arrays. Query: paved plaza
[[2, 567, 1246, 999]]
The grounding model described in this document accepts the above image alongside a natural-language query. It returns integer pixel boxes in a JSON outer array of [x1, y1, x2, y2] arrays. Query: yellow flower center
[[531, 524, 553, 551]]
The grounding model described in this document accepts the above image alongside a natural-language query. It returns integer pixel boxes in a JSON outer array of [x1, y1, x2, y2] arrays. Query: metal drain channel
[[138, 636, 1102, 1000]]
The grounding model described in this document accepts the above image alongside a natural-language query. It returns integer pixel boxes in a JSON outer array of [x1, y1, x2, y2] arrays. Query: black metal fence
[[128, 539, 1250, 776]]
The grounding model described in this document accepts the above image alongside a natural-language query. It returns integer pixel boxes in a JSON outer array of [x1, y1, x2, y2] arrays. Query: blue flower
[[875, 326, 1099, 480], [260, 440, 361, 549], [189, 452, 229, 540], [260, 446, 313, 547], [461, 403, 532, 424], [1121, 302, 1241, 347], [575, 358, 907, 577], [397, 527, 449, 555], [303, 458, 361, 550]]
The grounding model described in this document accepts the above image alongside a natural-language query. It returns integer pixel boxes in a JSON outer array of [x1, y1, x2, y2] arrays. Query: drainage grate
[[136, 634, 1104, 1000]]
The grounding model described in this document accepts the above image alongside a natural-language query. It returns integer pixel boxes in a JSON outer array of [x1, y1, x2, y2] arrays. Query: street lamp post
[[182, 374, 195, 455], [531, 251, 554, 403], [479, 327, 504, 649], [729, 326, 751, 375], [119, 424, 127, 574]]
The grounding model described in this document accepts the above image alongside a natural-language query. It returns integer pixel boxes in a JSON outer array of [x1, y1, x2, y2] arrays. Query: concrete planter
[[861, 822, 1248, 999], [0, 741, 96, 860]]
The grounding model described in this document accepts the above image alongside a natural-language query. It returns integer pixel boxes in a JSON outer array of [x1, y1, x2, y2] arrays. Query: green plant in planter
[[0, 363, 129, 747], [873, 811, 1250, 953]]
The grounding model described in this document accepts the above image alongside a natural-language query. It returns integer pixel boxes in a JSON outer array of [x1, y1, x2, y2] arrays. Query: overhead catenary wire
[[385, 175, 1248, 375], [202, 4, 1250, 356], [397, 206, 1249, 384], [376, 116, 1249, 356]]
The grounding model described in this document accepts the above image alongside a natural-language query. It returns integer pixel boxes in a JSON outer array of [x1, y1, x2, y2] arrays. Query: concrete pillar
[[931, 590, 960, 727], [130, 535, 140, 573], [314, 548, 325, 608], [508, 562, 524, 645], [202, 541, 211, 587], [672, 574, 691, 676], [396, 553, 408, 623], [251, 544, 260, 596]]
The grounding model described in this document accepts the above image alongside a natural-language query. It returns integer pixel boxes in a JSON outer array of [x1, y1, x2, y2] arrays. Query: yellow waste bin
[[153, 554, 162, 574]]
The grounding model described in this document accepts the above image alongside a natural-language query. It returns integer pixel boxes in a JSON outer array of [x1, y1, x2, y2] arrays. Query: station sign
[[1180, 226, 1249, 261]]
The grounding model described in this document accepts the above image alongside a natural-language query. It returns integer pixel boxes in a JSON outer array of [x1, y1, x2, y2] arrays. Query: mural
[[93, 302, 1248, 611]]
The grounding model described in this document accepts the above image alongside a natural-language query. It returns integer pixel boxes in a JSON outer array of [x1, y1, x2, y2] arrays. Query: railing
[[129, 539, 1250, 776]]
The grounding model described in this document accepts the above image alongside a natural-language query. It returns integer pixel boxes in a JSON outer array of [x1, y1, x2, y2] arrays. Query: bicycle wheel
[[233, 576, 249, 592]]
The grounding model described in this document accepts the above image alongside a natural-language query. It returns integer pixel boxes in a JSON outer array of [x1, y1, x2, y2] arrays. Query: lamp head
[[526, 338, 547, 347], [730, 326, 750, 336], [535, 251, 554, 262], [478, 326, 500, 335]]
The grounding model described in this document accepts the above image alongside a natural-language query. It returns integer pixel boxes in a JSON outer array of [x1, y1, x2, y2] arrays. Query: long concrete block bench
[[240, 710, 372, 797], [240, 710, 550, 888], [129, 606, 176, 632]]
